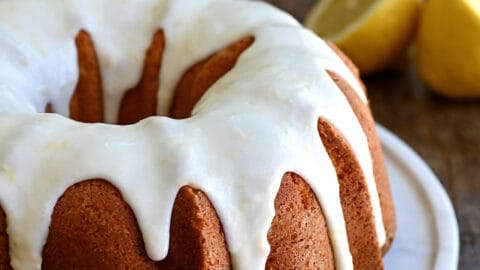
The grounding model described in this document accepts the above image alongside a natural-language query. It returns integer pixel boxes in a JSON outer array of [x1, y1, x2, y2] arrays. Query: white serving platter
[[378, 125, 459, 270]]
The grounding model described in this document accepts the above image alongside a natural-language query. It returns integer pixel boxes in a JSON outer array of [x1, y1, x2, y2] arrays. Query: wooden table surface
[[266, 1, 479, 269]]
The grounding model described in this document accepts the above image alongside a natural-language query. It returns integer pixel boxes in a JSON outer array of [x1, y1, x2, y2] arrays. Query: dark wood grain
[[265, 1, 479, 269]]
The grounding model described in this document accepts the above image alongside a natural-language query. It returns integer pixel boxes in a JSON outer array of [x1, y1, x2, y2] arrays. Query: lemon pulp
[[306, 0, 377, 40]]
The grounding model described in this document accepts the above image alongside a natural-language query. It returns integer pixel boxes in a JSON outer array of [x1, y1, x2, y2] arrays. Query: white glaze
[[0, 0, 385, 269]]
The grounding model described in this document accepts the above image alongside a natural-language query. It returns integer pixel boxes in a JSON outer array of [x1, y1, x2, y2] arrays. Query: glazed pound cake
[[0, 0, 395, 269]]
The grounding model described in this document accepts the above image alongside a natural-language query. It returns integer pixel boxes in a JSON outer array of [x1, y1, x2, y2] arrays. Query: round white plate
[[378, 125, 459, 270]]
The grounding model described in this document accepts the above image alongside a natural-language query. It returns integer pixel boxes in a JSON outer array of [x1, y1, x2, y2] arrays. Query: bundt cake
[[0, 0, 395, 269]]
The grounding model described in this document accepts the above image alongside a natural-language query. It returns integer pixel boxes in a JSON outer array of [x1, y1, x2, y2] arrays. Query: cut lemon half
[[305, 0, 421, 74], [416, 0, 480, 98]]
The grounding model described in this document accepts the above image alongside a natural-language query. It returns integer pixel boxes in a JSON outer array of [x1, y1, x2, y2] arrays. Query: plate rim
[[376, 124, 460, 270]]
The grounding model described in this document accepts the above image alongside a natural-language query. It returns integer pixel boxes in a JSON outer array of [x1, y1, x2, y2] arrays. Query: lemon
[[416, 0, 480, 98], [305, 0, 421, 74]]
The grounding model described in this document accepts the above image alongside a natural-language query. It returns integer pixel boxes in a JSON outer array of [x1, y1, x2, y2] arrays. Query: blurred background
[[266, 0, 479, 269]]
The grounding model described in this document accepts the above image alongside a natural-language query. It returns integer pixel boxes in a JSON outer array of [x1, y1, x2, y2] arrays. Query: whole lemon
[[417, 0, 480, 98]]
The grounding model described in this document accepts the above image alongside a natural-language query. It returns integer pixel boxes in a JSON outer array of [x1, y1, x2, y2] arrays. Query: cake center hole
[[45, 30, 254, 125]]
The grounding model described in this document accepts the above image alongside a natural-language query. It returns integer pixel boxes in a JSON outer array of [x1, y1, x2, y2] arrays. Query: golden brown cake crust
[[327, 69, 396, 253], [267, 173, 334, 269], [170, 36, 254, 119], [69, 30, 104, 123], [318, 118, 384, 269], [41, 180, 158, 269], [0, 207, 11, 270], [118, 30, 165, 125], [160, 186, 231, 269], [41, 180, 231, 270], [325, 41, 396, 252]]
